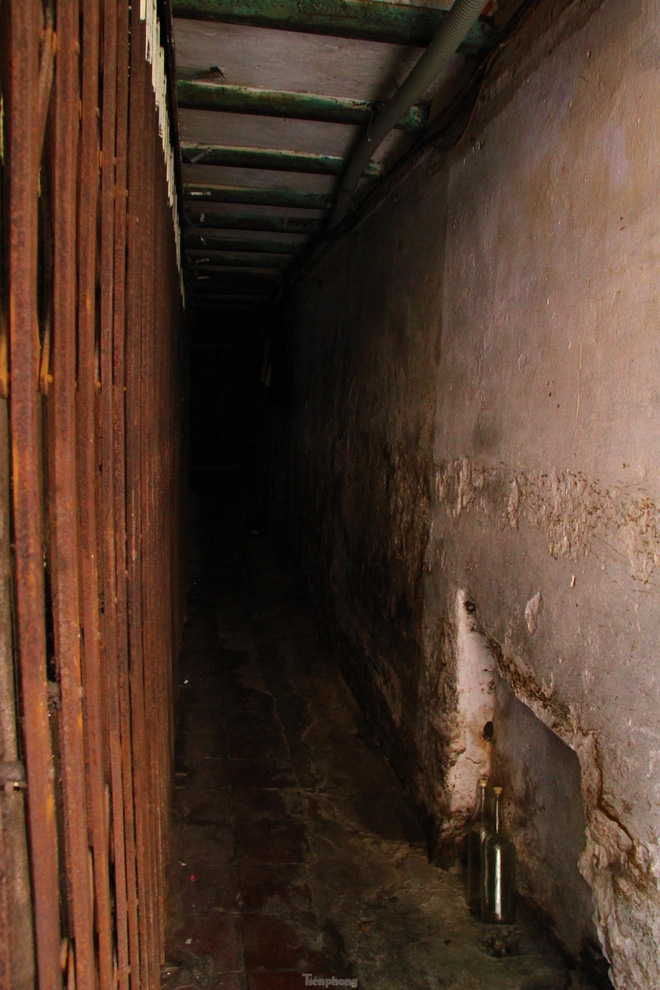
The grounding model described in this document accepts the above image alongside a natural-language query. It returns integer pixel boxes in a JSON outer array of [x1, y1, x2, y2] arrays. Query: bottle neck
[[477, 787, 486, 818], [493, 792, 502, 834]]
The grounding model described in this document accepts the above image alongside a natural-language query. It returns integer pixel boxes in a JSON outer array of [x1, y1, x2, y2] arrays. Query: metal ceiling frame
[[173, 0, 496, 309], [172, 0, 494, 51]]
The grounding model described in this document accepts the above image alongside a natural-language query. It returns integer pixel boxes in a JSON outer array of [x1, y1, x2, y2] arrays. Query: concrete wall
[[279, 2, 660, 986]]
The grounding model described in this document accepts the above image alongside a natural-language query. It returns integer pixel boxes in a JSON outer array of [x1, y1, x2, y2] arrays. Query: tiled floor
[[162, 477, 602, 990]]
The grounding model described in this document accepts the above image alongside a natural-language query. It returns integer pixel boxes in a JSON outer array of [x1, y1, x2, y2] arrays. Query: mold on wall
[[278, 1, 660, 986]]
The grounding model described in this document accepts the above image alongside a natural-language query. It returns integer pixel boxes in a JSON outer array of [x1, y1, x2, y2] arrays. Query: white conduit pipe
[[329, 0, 488, 229]]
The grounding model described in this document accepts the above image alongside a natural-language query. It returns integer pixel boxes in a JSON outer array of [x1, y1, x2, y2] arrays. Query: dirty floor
[[162, 477, 599, 990]]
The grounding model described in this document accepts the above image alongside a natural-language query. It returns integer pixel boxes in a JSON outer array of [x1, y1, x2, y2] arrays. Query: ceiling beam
[[171, 0, 495, 53], [188, 267, 280, 281], [188, 294, 272, 305], [177, 80, 427, 131], [184, 183, 332, 210], [188, 283, 275, 296], [181, 142, 383, 176], [189, 299, 267, 307], [185, 211, 324, 233], [188, 266, 283, 279], [184, 232, 300, 253], [186, 249, 292, 268]]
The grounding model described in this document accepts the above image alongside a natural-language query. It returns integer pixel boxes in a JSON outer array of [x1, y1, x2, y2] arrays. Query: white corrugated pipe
[[329, 0, 488, 229]]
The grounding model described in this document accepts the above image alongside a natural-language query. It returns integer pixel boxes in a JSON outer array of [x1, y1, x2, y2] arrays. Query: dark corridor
[[4, 1, 652, 987], [162, 474, 599, 990]]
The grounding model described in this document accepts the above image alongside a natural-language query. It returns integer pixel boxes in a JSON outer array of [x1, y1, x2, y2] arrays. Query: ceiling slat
[[184, 183, 332, 209], [186, 211, 324, 233], [189, 282, 276, 295], [177, 80, 427, 131], [185, 232, 300, 253], [172, 0, 494, 53], [189, 293, 272, 304], [189, 265, 284, 277], [187, 249, 292, 268], [181, 143, 383, 176]]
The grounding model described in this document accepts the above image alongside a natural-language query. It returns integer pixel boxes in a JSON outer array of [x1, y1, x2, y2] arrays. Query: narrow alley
[[3, 2, 660, 988], [161, 476, 599, 990]]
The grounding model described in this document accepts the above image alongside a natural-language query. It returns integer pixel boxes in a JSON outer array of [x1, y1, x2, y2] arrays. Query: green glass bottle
[[466, 776, 489, 913], [481, 786, 516, 924]]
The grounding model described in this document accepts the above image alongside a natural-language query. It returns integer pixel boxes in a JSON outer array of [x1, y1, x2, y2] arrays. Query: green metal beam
[[189, 298, 268, 306], [186, 249, 292, 268], [188, 282, 275, 295], [181, 143, 383, 176], [189, 266, 283, 280], [188, 293, 272, 304], [185, 211, 323, 233], [177, 80, 427, 131], [184, 183, 333, 210], [184, 232, 299, 254], [172, 0, 495, 53], [188, 266, 280, 280], [188, 292, 270, 300]]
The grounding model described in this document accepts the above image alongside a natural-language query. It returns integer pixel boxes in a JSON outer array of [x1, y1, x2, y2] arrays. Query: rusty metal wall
[[1, 1, 185, 986]]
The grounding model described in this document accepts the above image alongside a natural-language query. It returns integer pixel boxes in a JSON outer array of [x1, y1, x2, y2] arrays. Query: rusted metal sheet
[[112, 1, 143, 982], [0, 402, 34, 990], [0, 802, 9, 989], [98, 1, 130, 985], [76, 2, 115, 985], [6, 3, 62, 985], [0, 12, 35, 984], [125, 30, 150, 989], [3, 0, 185, 985], [126, 9, 168, 984], [48, 1, 98, 985]]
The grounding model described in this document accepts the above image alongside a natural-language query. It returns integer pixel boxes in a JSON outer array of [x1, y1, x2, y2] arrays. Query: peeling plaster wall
[[280, 2, 660, 987]]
